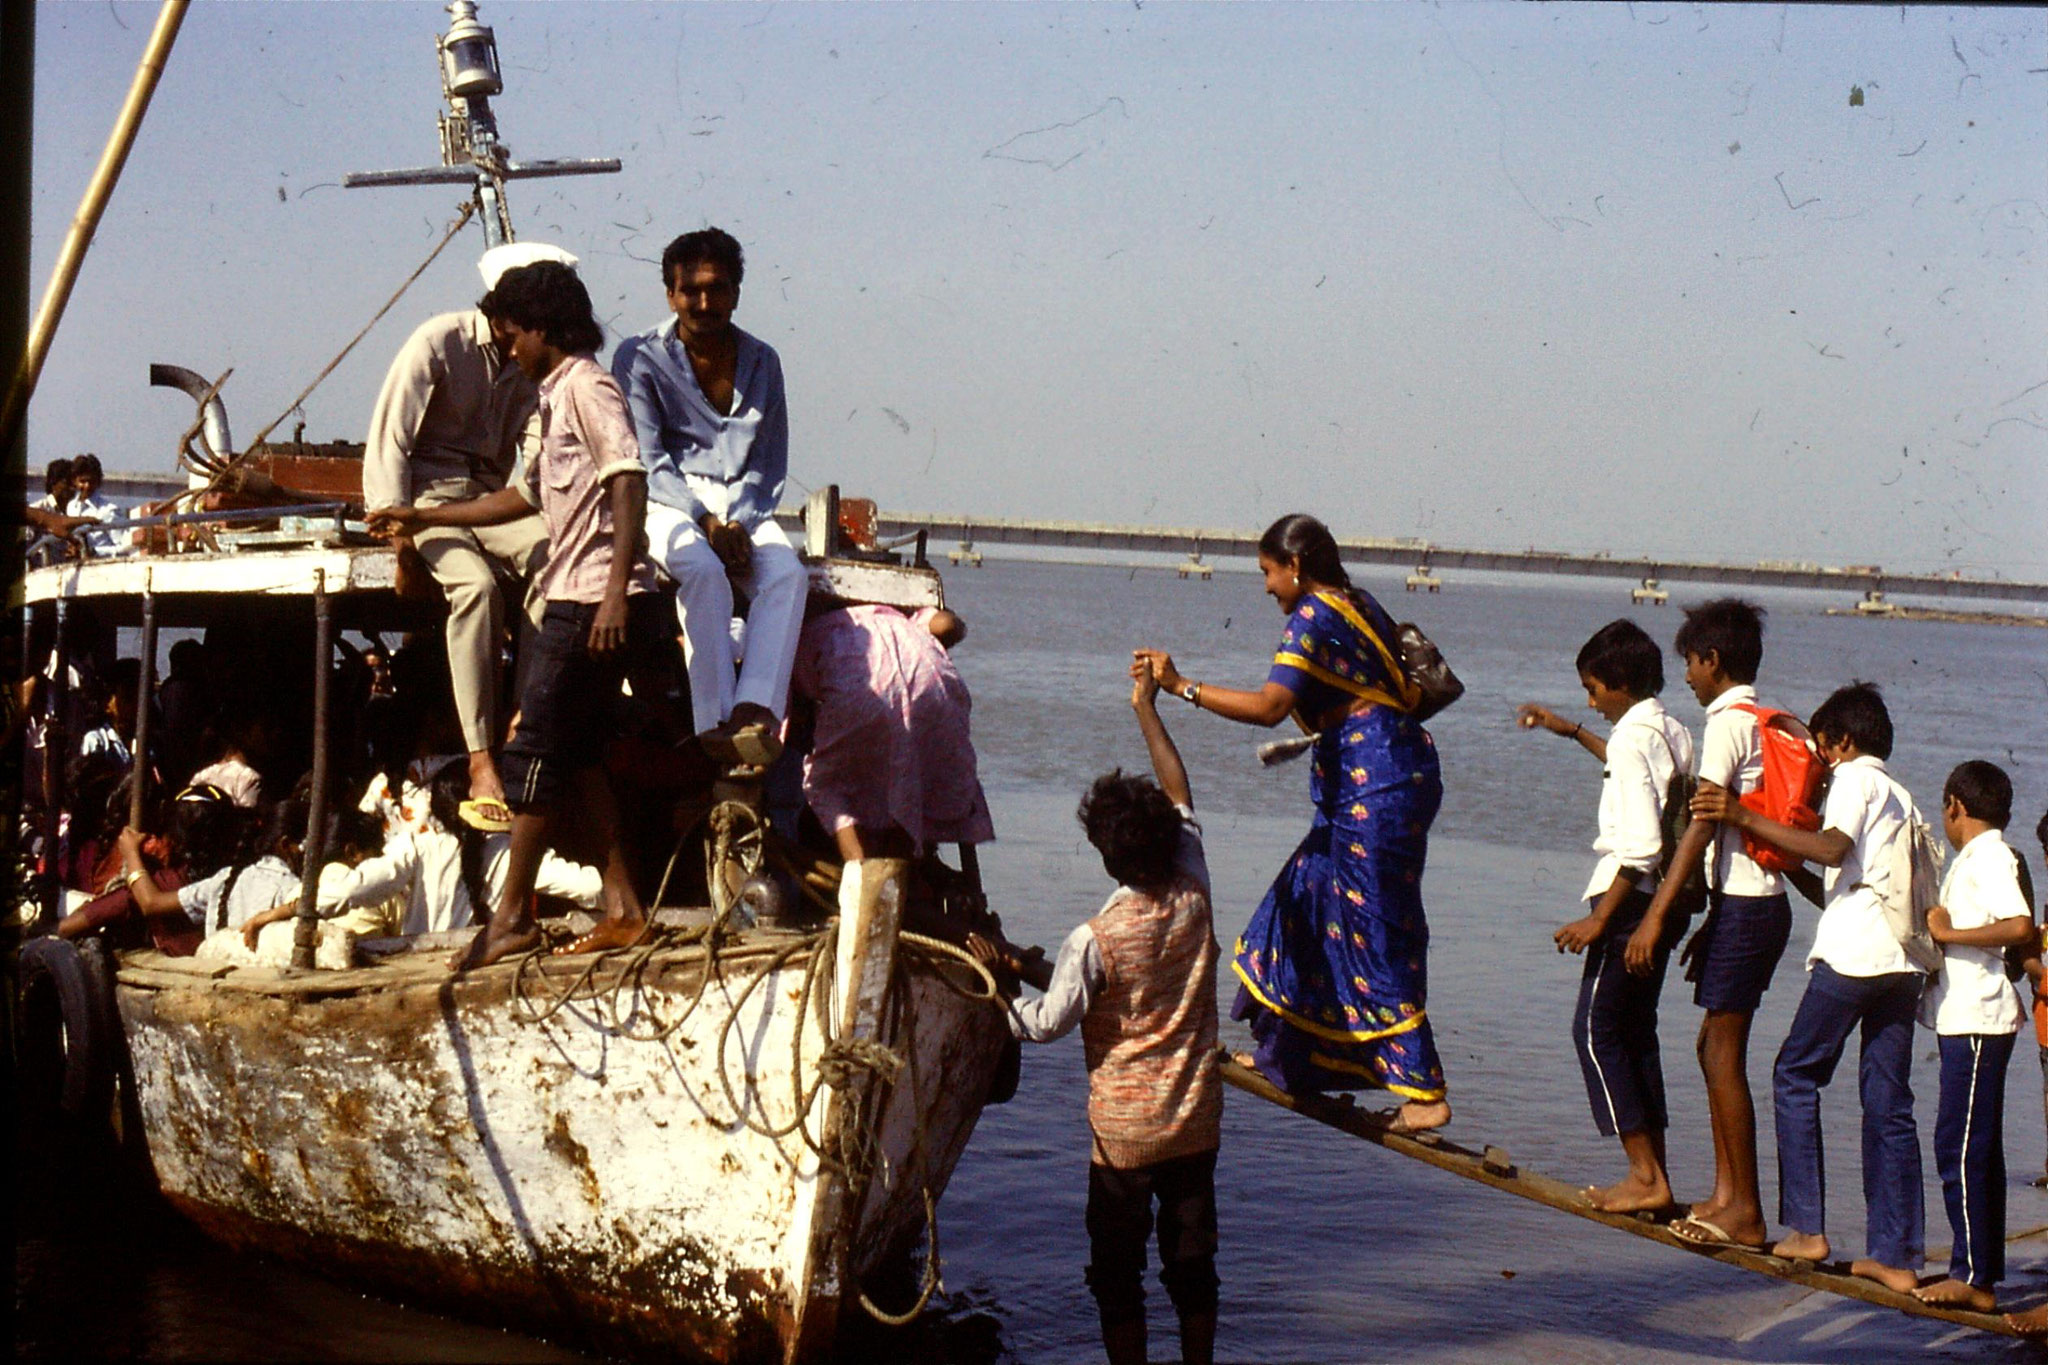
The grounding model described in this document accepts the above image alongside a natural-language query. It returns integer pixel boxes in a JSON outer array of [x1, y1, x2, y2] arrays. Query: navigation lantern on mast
[[342, 0, 619, 250], [439, 2, 503, 97]]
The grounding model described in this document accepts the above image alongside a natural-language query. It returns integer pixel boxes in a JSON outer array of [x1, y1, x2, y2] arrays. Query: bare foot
[[1912, 1277, 1994, 1312], [2005, 1301, 2048, 1336], [1850, 1258, 1921, 1295], [554, 916, 650, 957], [1383, 1099, 1451, 1134], [450, 921, 542, 972], [467, 750, 507, 805], [1770, 1230, 1830, 1262], [1583, 1174, 1674, 1214]]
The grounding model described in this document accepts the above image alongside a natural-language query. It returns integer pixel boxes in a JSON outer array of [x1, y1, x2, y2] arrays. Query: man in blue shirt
[[612, 228, 804, 765]]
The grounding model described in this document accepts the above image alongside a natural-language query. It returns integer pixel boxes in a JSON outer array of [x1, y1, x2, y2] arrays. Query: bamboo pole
[[39, 600, 71, 932], [1218, 1057, 2017, 1337], [290, 572, 333, 972], [0, 0, 190, 454], [127, 573, 157, 829]]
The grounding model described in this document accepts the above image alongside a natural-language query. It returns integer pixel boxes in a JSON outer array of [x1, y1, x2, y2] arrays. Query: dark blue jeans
[[1936, 1032, 2015, 1287], [1573, 889, 1669, 1136], [1772, 962, 1923, 1267]]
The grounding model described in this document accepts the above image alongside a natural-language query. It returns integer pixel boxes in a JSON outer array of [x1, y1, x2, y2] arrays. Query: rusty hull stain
[[167, 1194, 790, 1363]]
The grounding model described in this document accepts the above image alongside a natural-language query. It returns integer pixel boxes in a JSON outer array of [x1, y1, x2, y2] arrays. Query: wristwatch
[[1180, 680, 1201, 705]]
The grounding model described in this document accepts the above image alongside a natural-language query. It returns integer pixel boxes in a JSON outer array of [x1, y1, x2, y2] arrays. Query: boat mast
[[341, 0, 620, 249]]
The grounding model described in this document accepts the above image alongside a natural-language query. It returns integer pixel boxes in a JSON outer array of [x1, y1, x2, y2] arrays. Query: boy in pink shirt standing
[[371, 261, 674, 969]]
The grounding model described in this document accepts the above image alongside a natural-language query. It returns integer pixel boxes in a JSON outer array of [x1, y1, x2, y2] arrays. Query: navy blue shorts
[[1691, 891, 1792, 1015], [501, 594, 677, 813]]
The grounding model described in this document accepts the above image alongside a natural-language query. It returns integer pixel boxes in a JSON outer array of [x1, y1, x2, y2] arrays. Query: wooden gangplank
[[1219, 1057, 2020, 1338]]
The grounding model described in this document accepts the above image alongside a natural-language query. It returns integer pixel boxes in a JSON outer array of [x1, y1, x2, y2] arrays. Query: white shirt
[[177, 856, 301, 932], [1923, 829, 2029, 1035], [1007, 809, 1208, 1042], [315, 826, 603, 937], [65, 492, 124, 556], [1582, 698, 1694, 902], [1805, 755, 1921, 977], [1696, 685, 1784, 898], [189, 757, 263, 810]]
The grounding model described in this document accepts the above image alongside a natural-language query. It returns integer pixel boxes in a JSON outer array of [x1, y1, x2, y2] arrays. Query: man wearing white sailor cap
[[362, 241, 578, 827]]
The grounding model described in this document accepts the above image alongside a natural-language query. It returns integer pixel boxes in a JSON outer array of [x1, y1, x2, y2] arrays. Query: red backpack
[[1730, 702, 1828, 872]]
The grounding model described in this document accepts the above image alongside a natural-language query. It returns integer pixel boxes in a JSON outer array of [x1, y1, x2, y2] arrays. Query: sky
[[27, 2, 2047, 578]]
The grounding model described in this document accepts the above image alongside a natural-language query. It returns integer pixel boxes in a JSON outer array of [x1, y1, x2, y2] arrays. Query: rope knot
[[817, 1036, 905, 1089]]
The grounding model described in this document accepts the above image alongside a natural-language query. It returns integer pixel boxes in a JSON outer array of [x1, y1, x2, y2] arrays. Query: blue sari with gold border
[[1231, 589, 1447, 1100]]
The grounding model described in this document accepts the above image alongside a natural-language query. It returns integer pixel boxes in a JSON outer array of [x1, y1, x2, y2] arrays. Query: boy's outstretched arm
[[1132, 661, 1192, 810], [1517, 702, 1608, 762], [1691, 783, 1851, 867]]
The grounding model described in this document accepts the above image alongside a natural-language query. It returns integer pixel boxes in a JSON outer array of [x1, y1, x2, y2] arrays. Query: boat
[[12, 5, 1016, 1360]]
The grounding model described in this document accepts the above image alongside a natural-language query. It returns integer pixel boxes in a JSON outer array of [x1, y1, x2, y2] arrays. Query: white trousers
[[645, 500, 807, 733]]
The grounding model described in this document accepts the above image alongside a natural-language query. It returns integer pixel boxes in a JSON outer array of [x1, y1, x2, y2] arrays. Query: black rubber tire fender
[[17, 935, 116, 1127]]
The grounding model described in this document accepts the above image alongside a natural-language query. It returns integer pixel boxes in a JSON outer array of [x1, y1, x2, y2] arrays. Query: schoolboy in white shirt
[[1693, 681, 1925, 1293], [1913, 761, 2032, 1313], [1519, 619, 1694, 1215]]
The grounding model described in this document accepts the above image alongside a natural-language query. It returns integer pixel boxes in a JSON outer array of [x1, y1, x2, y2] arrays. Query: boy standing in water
[[1625, 599, 1790, 1251], [970, 664, 1220, 1365], [1692, 683, 1926, 1290], [1520, 619, 1693, 1214], [1913, 762, 2031, 1312]]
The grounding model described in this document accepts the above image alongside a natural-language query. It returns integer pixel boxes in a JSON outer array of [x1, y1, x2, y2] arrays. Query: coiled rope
[[494, 883, 998, 1327]]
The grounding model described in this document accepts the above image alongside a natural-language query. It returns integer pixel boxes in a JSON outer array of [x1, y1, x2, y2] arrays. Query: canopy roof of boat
[[21, 543, 944, 631]]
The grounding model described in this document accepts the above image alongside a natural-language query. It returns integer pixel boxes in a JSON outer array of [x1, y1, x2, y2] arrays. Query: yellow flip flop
[[457, 797, 513, 832]]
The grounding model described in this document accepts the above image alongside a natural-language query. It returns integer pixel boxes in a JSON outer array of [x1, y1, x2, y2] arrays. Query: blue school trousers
[[1772, 962, 1924, 1268], [1936, 1032, 2015, 1288], [1572, 889, 1668, 1136]]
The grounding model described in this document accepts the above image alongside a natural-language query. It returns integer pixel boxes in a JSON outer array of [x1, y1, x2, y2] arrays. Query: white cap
[[478, 241, 579, 290]]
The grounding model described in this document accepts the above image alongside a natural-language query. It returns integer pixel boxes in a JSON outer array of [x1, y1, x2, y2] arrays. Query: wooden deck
[[1218, 1057, 2024, 1338]]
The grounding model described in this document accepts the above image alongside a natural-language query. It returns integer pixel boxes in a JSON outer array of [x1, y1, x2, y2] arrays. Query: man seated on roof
[[64, 454, 126, 557], [364, 241, 574, 830], [612, 227, 805, 769]]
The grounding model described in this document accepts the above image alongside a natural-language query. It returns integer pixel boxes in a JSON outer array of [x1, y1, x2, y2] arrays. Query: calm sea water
[[18, 559, 2048, 1363]]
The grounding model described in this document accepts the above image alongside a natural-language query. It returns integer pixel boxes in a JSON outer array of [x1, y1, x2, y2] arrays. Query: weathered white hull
[[112, 930, 1007, 1362]]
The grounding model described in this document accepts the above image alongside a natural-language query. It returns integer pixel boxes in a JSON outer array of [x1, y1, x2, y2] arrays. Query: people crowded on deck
[[364, 241, 574, 826], [613, 228, 805, 769], [57, 782, 247, 955], [241, 758, 602, 943], [1135, 512, 1452, 1136], [369, 258, 674, 969]]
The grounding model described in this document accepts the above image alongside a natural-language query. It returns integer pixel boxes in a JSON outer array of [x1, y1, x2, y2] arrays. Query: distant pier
[[878, 511, 2048, 606]]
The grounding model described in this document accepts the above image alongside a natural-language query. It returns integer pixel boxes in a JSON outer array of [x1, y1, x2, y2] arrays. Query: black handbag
[[1395, 623, 1463, 722]]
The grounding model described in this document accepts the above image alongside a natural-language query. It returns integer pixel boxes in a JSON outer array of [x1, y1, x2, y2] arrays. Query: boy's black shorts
[[1085, 1148, 1220, 1325], [502, 593, 676, 813]]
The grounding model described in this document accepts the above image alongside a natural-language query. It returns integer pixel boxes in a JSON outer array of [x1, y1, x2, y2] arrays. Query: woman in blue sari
[[1135, 514, 1449, 1133]]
